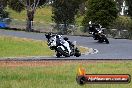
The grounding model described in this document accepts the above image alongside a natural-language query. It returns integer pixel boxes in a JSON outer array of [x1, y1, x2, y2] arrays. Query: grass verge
[[0, 36, 88, 58], [0, 61, 131, 88], [0, 36, 54, 57], [7, 6, 53, 24]]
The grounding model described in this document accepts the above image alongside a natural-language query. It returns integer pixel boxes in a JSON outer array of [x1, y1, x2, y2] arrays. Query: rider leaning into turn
[[88, 21, 102, 40], [56, 34, 72, 55]]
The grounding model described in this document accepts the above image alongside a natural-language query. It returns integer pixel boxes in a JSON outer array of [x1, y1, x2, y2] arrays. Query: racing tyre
[[104, 37, 109, 44], [56, 52, 62, 58], [74, 48, 81, 57], [57, 47, 70, 57], [98, 39, 103, 43], [101, 35, 109, 44]]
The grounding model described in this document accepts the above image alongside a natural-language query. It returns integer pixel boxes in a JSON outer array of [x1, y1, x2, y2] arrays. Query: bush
[[82, 0, 118, 28], [110, 16, 132, 39], [0, 9, 9, 18]]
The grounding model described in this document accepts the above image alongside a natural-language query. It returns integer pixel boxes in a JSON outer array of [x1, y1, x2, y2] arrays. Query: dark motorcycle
[[89, 24, 109, 44], [45, 33, 81, 57], [94, 28, 109, 44]]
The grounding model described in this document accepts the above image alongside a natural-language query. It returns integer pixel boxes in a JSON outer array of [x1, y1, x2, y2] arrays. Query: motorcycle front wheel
[[57, 47, 70, 57], [56, 52, 62, 58]]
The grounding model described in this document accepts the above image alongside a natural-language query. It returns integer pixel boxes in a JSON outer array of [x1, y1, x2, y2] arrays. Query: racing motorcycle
[[89, 24, 109, 44], [45, 33, 81, 57]]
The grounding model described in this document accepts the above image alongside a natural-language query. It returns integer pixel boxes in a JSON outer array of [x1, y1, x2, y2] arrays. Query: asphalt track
[[0, 29, 132, 60]]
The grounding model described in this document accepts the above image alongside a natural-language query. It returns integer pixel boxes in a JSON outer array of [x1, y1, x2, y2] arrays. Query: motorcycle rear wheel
[[74, 48, 81, 57], [103, 37, 109, 44]]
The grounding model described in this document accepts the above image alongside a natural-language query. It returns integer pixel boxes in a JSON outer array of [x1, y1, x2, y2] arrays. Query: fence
[[9, 19, 132, 39], [9, 19, 88, 35]]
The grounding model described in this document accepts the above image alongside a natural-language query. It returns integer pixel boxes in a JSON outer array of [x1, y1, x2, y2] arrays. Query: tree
[[126, 0, 132, 18], [0, 0, 47, 32], [0, 1, 9, 18], [0, 0, 8, 9], [126, 0, 132, 39], [18, 0, 47, 32], [52, 0, 84, 34], [82, 0, 118, 28], [115, 0, 124, 12]]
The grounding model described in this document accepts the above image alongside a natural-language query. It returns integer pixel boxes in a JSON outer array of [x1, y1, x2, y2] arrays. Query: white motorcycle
[[45, 33, 81, 57]]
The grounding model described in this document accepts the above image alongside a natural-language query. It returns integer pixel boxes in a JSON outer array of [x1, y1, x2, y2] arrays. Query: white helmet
[[89, 21, 92, 25]]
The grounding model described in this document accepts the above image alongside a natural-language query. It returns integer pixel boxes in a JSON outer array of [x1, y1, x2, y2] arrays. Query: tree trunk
[[26, 10, 34, 32], [64, 22, 68, 34], [26, 19, 34, 32]]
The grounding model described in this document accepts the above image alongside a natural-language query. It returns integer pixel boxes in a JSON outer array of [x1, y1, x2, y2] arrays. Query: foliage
[[0, 8, 9, 18], [52, 0, 77, 24], [115, 0, 124, 12], [52, 0, 86, 24], [0, 1, 9, 18], [0, 0, 47, 32], [0, 0, 8, 8], [111, 16, 132, 30], [52, 0, 84, 34], [110, 16, 132, 38], [0, 0, 24, 13], [126, 0, 132, 18], [8, 0, 25, 12], [7, 0, 47, 12], [82, 0, 118, 28]]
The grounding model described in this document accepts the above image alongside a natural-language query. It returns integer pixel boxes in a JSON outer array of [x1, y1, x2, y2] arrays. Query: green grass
[[0, 36, 88, 58], [0, 36, 54, 57], [0, 61, 132, 88], [76, 16, 84, 26], [7, 6, 53, 24], [7, 6, 84, 25]]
